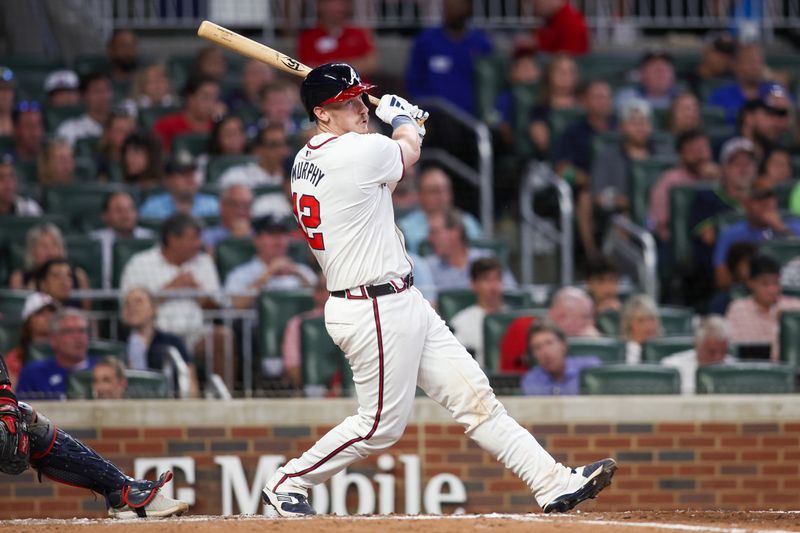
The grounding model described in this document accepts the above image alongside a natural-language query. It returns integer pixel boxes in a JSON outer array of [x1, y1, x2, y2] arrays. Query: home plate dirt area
[[2, 512, 800, 533]]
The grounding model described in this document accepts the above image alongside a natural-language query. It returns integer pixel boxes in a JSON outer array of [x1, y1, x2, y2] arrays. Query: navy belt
[[331, 274, 413, 299]]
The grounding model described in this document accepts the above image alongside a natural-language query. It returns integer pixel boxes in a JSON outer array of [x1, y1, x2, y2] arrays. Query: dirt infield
[[3, 512, 800, 533]]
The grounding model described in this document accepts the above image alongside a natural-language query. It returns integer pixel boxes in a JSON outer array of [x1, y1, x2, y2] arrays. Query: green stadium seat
[[235, 104, 262, 125], [775, 180, 797, 210], [548, 107, 585, 148], [64, 236, 103, 289], [13, 160, 38, 184], [596, 306, 694, 337], [437, 289, 532, 325], [580, 364, 681, 395], [417, 237, 510, 267], [88, 338, 127, 361], [779, 311, 800, 367], [26, 341, 52, 362], [67, 369, 169, 399], [642, 336, 694, 363], [138, 105, 181, 130], [0, 214, 69, 248], [167, 55, 195, 93], [42, 182, 130, 231], [696, 363, 795, 394], [74, 54, 110, 76], [112, 237, 157, 288], [206, 155, 257, 183], [74, 136, 101, 160], [566, 336, 626, 364], [760, 239, 800, 267], [215, 238, 256, 282], [629, 157, 678, 226], [0, 289, 31, 324], [300, 315, 353, 397], [509, 83, 541, 158], [473, 55, 508, 125], [257, 289, 314, 371], [596, 309, 620, 336], [0, 135, 14, 154], [172, 132, 211, 157], [669, 183, 714, 274], [44, 105, 85, 133], [74, 156, 99, 182], [483, 308, 549, 372]]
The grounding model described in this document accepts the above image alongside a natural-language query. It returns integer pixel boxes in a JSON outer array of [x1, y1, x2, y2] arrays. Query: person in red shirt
[[532, 0, 590, 55], [298, 0, 377, 78], [152, 76, 220, 152]]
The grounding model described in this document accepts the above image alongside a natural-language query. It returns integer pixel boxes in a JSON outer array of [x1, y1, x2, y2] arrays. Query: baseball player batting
[[262, 62, 617, 516], [0, 355, 188, 518]]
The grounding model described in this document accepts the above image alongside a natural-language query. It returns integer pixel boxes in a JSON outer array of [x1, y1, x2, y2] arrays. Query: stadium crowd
[[1, 0, 799, 400]]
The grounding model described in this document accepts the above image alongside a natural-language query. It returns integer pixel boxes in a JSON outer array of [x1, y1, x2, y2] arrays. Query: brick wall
[[1, 419, 798, 518]]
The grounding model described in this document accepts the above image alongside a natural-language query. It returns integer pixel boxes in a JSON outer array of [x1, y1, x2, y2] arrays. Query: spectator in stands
[[425, 208, 515, 291], [548, 287, 599, 337], [406, 0, 493, 116], [758, 147, 792, 187], [129, 63, 177, 109], [781, 256, 800, 288], [106, 29, 140, 84], [220, 124, 290, 189], [121, 131, 163, 190], [197, 115, 247, 183], [520, 321, 601, 396], [527, 54, 578, 157], [191, 46, 228, 82], [726, 253, 800, 360], [120, 213, 225, 360], [225, 59, 274, 113], [121, 287, 198, 395], [667, 93, 703, 137], [12, 100, 45, 163], [450, 258, 507, 368], [735, 91, 792, 158], [709, 241, 758, 314], [648, 129, 720, 242], [9, 224, 90, 293], [0, 66, 14, 135], [707, 43, 786, 124], [153, 76, 220, 152], [585, 256, 622, 313], [225, 214, 318, 309], [493, 44, 541, 147], [616, 50, 678, 111], [281, 276, 329, 388], [0, 155, 42, 215], [713, 178, 800, 288], [2, 293, 58, 388], [398, 165, 481, 254], [201, 183, 253, 250], [530, 0, 590, 55], [620, 294, 662, 364], [661, 315, 735, 394], [139, 152, 219, 220], [255, 81, 304, 137], [684, 32, 736, 97], [16, 308, 96, 400], [33, 258, 87, 309], [298, 0, 377, 78], [43, 70, 81, 107], [56, 72, 113, 146], [391, 165, 419, 220], [90, 191, 154, 289], [96, 110, 137, 180], [91, 357, 128, 400], [38, 137, 76, 187]]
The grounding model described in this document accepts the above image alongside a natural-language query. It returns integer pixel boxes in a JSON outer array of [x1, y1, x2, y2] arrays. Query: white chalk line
[[2, 513, 798, 533]]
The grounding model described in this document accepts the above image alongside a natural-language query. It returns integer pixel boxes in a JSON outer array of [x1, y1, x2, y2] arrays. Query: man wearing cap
[[2, 293, 59, 387], [12, 101, 44, 163], [713, 177, 800, 287], [55, 72, 113, 146], [615, 51, 679, 111], [732, 91, 792, 158], [0, 66, 15, 135], [224, 214, 318, 309], [43, 70, 81, 108], [0, 155, 42, 216], [684, 32, 736, 97], [139, 151, 219, 220], [201, 183, 253, 250]]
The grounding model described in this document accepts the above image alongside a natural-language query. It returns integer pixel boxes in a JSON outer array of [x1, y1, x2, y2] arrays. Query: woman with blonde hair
[[129, 63, 178, 109], [620, 294, 663, 364], [9, 223, 90, 291]]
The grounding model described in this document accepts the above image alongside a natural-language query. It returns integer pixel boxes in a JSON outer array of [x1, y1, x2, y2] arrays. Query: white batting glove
[[376, 94, 429, 142]]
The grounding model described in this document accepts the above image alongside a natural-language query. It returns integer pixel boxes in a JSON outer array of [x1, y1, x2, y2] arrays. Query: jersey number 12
[[292, 193, 325, 250]]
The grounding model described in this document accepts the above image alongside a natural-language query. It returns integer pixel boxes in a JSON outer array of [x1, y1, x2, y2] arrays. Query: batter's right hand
[[376, 95, 428, 128]]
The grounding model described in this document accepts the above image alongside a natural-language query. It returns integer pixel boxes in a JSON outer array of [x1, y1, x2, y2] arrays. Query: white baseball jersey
[[290, 131, 413, 291]]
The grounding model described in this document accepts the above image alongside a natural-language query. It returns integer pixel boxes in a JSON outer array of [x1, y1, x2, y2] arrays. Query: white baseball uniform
[[267, 130, 581, 509]]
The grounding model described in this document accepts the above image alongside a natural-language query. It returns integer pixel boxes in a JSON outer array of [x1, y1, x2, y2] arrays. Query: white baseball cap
[[719, 137, 757, 165], [21, 292, 58, 321], [43, 70, 79, 94], [620, 97, 652, 121]]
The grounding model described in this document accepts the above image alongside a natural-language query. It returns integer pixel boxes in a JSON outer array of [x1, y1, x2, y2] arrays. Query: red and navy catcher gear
[[300, 63, 375, 120], [0, 356, 30, 476]]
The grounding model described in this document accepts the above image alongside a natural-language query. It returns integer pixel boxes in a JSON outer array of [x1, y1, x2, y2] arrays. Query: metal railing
[[519, 162, 573, 287], [601, 215, 659, 300]]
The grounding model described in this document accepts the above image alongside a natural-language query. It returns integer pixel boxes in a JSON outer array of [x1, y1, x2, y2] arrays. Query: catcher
[[0, 355, 188, 518]]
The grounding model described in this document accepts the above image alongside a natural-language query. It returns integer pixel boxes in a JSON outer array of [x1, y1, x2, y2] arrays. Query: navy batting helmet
[[300, 63, 375, 121]]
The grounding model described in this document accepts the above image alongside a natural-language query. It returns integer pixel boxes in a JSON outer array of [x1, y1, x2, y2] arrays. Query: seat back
[[0, 289, 33, 324], [760, 239, 800, 267], [779, 311, 800, 367], [483, 308, 549, 372], [172, 133, 211, 157], [215, 238, 256, 283], [64, 236, 103, 288], [206, 155, 258, 183], [566, 336, 626, 364], [43, 183, 131, 231], [580, 364, 681, 395], [300, 315, 353, 397], [67, 369, 169, 399], [642, 336, 695, 363], [438, 289, 533, 325], [659, 306, 695, 336], [473, 55, 508, 125], [0, 321, 20, 354], [138, 105, 181, 130], [670, 184, 714, 273], [629, 158, 678, 226], [257, 290, 314, 369], [696, 363, 795, 394], [112, 238, 157, 288]]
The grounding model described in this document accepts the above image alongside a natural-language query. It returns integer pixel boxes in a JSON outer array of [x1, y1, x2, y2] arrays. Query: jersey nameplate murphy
[[291, 161, 325, 187]]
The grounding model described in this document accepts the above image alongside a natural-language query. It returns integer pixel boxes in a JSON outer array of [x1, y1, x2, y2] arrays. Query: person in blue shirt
[[139, 151, 219, 220], [16, 308, 98, 400], [520, 321, 601, 396], [707, 43, 788, 125], [405, 0, 493, 116]]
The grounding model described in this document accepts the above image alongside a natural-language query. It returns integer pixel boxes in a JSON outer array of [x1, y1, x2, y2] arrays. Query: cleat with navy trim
[[262, 487, 316, 517], [542, 458, 617, 514], [108, 491, 189, 518]]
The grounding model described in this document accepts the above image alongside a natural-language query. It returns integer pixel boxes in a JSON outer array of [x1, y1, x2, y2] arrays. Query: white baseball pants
[[267, 286, 575, 508]]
